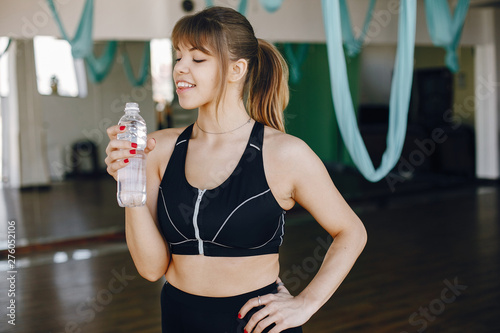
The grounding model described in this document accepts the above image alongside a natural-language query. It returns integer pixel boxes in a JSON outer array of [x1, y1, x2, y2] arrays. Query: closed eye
[[193, 59, 206, 63]]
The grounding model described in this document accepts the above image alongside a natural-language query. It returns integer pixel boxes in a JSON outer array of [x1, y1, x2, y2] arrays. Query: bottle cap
[[125, 102, 140, 112]]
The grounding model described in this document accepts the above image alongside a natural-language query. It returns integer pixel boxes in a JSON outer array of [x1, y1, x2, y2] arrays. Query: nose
[[174, 59, 188, 75]]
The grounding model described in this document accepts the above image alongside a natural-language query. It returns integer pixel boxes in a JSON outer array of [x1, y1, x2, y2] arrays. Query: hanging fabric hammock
[[424, 0, 470, 73], [46, 0, 94, 59], [339, 0, 377, 58], [85, 41, 118, 83], [321, 0, 417, 182], [259, 0, 284, 13], [121, 42, 151, 87], [46, 0, 149, 86]]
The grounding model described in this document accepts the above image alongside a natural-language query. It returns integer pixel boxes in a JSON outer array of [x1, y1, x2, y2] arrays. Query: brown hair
[[171, 6, 289, 132]]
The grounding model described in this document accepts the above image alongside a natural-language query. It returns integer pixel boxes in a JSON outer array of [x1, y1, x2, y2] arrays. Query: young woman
[[105, 6, 367, 333]]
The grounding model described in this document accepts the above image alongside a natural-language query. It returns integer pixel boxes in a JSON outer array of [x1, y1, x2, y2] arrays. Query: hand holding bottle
[[104, 103, 156, 207], [104, 125, 156, 181]]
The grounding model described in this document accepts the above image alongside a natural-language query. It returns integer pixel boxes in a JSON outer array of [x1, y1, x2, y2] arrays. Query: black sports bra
[[157, 121, 286, 257]]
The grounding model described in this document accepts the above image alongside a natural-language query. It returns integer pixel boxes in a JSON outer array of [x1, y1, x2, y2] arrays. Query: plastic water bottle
[[117, 102, 147, 207]]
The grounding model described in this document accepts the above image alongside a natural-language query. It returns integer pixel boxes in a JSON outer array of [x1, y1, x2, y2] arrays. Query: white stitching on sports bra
[[169, 239, 197, 245], [248, 214, 283, 249], [249, 143, 261, 151], [169, 216, 284, 251], [176, 139, 187, 146], [279, 213, 285, 246], [211, 189, 271, 242], [159, 186, 189, 240]]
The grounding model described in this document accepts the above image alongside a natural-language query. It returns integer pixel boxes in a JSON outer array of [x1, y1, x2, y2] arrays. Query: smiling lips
[[176, 81, 196, 93]]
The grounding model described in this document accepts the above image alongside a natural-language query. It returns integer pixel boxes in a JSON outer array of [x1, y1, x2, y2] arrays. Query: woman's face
[[173, 44, 220, 110]]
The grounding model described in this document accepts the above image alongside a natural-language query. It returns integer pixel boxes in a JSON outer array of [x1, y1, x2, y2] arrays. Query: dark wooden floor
[[1, 176, 499, 332]]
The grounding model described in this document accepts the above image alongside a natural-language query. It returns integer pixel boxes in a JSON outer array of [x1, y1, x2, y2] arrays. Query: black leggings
[[161, 281, 303, 333]]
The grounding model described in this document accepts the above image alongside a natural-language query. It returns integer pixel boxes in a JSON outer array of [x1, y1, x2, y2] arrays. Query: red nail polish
[[238, 313, 242, 319], [130, 149, 136, 154], [131, 143, 138, 148], [119, 126, 126, 131], [124, 159, 129, 163], [244, 330, 248, 333]]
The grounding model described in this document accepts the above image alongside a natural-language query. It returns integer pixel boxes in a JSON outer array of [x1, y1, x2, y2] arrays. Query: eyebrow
[[174, 46, 199, 52]]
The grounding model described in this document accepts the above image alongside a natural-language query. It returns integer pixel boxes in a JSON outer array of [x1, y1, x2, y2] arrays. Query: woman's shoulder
[[262, 124, 324, 179], [262, 124, 313, 159]]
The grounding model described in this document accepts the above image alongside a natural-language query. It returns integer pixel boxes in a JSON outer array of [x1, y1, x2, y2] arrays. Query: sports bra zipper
[[193, 189, 206, 255]]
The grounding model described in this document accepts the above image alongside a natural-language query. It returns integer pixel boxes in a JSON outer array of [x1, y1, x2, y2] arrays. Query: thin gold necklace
[[195, 118, 251, 134]]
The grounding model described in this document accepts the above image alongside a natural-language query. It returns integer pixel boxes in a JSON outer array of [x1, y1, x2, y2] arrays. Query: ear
[[228, 59, 248, 83]]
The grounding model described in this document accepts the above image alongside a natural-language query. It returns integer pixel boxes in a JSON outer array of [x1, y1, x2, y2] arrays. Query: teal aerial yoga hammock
[[85, 41, 118, 83], [424, 0, 470, 73], [122, 42, 151, 87], [47, 0, 115, 82], [46, 0, 94, 59], [322, 0, 416, 182], [259, 0, 284, 13], [339, 0, 377, 58], [47, 0, 150, 86]]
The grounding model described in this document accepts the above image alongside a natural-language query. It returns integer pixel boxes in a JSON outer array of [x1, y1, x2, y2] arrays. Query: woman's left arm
[[240, 137, 368, 333]]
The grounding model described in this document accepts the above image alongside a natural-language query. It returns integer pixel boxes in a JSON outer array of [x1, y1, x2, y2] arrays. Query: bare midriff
[[165, 253, 280, 297]]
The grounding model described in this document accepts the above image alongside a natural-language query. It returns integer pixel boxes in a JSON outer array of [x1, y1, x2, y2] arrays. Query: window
[[150, 39, 174, 105], [33, 36, 85, 97]]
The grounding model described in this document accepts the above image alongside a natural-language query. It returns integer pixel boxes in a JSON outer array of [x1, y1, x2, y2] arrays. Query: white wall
[[1, 42, 21, 188], [0, 0, 170, 40], [0, 0, 492, 44], [15, 39, 51, 187]]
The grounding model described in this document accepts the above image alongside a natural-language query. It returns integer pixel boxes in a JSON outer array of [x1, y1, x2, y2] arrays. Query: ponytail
[[246, 39, 289, 133]]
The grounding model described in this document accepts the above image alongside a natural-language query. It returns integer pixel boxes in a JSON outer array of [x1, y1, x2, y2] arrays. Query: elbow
[[356, 219, 368, 252], [129, 251, 170, 282], [137, 264, 168, 282], [140, 269, 166, 282], [339, 217, 367, 254]]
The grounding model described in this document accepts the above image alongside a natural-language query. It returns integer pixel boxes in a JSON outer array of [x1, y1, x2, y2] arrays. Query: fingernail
[[119, 126, 126, 131], [130, 150, 136, 155], [153, 138, 156, 144], [124, 159, 129, 163], [244, 330, 248, 333], [238, 313, 242, 319], [131, 143, 138, 148]]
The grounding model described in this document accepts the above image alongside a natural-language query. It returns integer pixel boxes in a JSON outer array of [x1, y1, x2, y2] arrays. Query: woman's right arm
[[105, 125, 170, 282]]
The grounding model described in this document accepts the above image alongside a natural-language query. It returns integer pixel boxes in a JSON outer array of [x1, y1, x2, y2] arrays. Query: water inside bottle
[[117, 152, 146, 207]]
